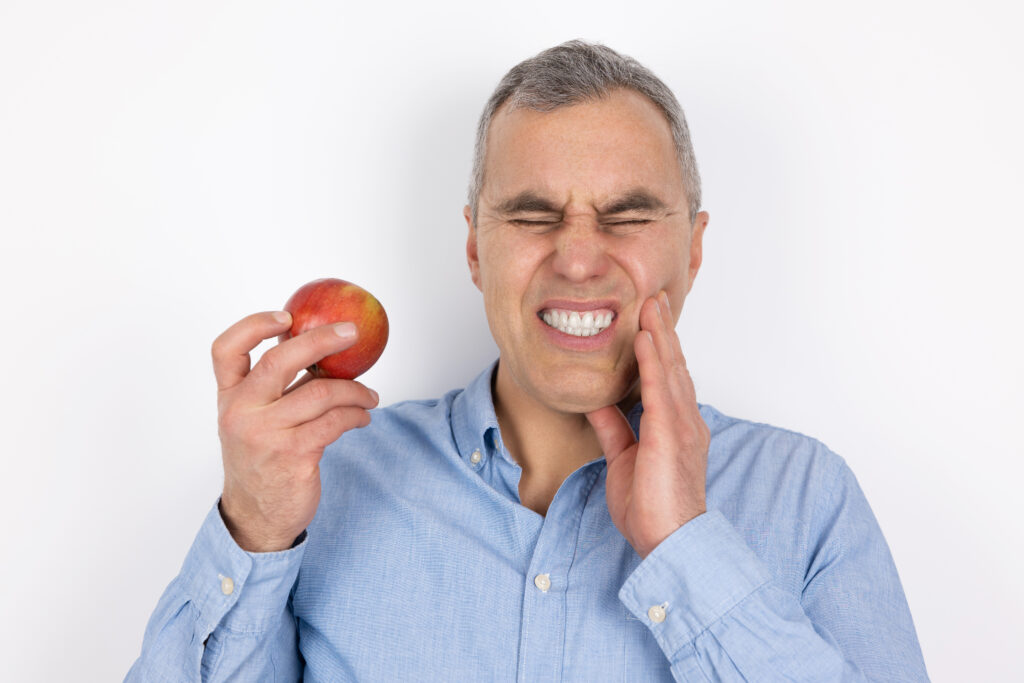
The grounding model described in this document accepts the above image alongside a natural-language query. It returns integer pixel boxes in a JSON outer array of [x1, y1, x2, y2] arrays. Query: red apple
[[283, 278, 389, 380]]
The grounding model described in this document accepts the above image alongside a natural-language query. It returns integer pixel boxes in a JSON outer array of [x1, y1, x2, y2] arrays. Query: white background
[[1, 1, 1021, 680]]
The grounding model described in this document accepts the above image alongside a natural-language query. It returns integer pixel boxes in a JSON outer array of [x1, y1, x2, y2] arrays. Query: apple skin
[[283, 278, 389, 380]]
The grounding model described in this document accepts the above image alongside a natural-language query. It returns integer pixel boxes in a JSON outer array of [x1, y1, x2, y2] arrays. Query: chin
[[540, 370, 638, 415]]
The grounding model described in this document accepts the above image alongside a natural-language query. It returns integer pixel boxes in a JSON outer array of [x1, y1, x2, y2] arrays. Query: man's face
[[464, 88, 709, 414]]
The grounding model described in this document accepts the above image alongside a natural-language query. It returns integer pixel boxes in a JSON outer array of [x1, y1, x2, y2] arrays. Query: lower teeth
[[555, 325, 598, 336]]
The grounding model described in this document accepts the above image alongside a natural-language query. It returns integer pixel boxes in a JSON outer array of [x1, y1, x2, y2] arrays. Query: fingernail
[[334, 322, 356, 338], [369, 389, 379, 403], [274, 311, 291, 324]]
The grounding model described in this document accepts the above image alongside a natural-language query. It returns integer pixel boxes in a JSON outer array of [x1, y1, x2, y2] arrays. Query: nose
[[550, 217, 611, 283]]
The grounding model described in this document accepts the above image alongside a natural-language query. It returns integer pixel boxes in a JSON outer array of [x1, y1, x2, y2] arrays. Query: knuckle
[[255, 348, 281, 377], [325, 407, 363, 439], [293, 421, 326, 452], [302, 427, 332, 452], [218, 405, 242, 434], [210, 334, 229, 361], [306, 379, 332, 404], [320, 406, 348, 434], [219, 406, 260, 446], [220, 417, 252, 446]]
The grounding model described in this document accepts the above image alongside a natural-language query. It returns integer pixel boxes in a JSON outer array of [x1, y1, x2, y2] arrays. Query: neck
[[491, 360, 640, 515]]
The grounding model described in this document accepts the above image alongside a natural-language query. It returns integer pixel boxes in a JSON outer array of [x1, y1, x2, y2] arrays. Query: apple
[[283, 278, 389, 380]]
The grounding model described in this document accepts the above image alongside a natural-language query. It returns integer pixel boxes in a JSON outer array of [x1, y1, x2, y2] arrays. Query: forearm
[[665, 581, 864, 681], [619, 510, 927, 682]]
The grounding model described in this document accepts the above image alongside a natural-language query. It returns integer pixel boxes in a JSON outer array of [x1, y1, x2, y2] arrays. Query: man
[[128, 41, 929, 681]]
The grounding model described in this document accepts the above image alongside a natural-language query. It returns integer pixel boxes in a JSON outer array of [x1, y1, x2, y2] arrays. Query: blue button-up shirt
[[127, 361, 928, 681]]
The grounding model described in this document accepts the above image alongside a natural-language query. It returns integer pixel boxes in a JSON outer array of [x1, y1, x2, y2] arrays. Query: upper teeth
[[541, 309, 614, 337]]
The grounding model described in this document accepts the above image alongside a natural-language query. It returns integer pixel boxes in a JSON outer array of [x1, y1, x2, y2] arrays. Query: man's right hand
[[211, 311, 380, 552]]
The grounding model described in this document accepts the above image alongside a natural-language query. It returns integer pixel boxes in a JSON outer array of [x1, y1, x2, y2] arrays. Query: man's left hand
[[586, 290, 710, 559]]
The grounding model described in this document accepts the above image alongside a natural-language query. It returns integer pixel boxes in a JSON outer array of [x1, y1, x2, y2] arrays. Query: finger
[[274, 378, 379, 427], [655, 291, 700, 405], [658, 290, 686, 367], [585, 405, 636, 465], [635, 326, 674, 421], [641, 295, 676, 368], [648, 292, 693, 407], [246, 322, 359, 403], [639, 296, 690, 410], [212, 311, 293, 391], [290, 405, 372, 451]]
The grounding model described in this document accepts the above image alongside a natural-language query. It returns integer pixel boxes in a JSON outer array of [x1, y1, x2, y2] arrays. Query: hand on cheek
[[586, 291, 710, 559]]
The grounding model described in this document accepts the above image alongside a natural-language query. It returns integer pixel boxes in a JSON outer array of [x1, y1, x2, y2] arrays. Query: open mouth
[[539, 308, 616, 337]]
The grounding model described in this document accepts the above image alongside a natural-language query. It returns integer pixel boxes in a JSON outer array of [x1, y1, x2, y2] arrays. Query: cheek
[[480, 232, 547, 289], [477, 239, 511, 298], [477, 234, 541, 321], [627, 249, 688, 298]]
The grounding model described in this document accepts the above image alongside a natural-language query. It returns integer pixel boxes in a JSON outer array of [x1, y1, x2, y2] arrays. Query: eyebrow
[[599, 190, 668, 215], [494, 189, 668, 216], [495, 192, 560, 215]]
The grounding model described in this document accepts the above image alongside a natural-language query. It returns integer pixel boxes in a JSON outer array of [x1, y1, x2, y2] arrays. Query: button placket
[[516, 463, 602, 680]]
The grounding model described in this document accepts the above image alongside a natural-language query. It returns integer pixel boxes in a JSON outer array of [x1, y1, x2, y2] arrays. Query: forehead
[[482, 88, 684, 207]]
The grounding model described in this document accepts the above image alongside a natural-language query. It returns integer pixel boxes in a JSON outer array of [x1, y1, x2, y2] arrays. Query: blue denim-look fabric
[[127, 360, 928, 681]]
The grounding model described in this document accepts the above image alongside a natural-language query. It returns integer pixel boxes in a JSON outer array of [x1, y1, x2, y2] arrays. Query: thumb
[[585, 405, 637, 467]]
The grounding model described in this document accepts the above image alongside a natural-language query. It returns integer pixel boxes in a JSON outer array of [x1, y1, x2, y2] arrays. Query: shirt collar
[[450, 359, 502, 466], [450, 358, 712, 466]]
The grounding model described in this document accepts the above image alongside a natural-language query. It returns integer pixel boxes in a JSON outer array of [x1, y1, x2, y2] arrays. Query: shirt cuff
[[180, 498, 308, 636], [618, 509, 772, 660]]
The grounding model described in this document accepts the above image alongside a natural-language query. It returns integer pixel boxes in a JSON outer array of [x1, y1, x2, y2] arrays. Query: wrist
[[218, 497, 299, 553], [637, 505, 708, 559]]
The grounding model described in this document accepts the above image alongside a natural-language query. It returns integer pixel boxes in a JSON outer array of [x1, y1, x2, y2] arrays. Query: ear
[[686, 211, 709, 295], [464, 205, 482, 291]]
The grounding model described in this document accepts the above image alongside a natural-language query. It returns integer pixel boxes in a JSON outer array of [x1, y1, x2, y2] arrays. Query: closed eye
[[510, 219, 652, 226], [509, 219, 559, 234], [604, 219, 654, 234], [508, 218, 654, 235]]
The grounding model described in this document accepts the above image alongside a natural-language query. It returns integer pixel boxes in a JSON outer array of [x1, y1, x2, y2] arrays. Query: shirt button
[[534, 573, 551, 592], [647, 604, 666, 623], [470, 449, 482, 464], [220, 576, 235, 596]]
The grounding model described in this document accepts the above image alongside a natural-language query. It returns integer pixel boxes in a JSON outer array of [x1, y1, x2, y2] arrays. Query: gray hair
[[468, 40, 702, 226]]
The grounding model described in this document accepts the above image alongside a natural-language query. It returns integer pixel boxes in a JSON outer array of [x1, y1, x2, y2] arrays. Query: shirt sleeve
[[124, 499, 307, 682], [618, 460, 929, 681]]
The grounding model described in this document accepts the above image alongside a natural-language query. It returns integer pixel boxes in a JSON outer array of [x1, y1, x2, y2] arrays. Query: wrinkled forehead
[[481, 90, 685, 211]]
